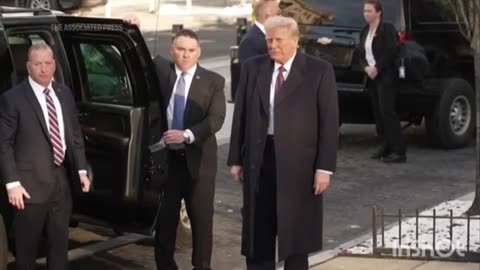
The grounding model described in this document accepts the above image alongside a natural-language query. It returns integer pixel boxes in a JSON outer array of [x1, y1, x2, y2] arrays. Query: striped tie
[[44, 89, 64, 166]]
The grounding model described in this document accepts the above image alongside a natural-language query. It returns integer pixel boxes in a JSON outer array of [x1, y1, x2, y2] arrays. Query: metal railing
[[371, 207, 480, 262]]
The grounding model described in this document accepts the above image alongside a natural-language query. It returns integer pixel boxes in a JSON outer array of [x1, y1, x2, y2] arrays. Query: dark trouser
[[246, 136, 309, 270], [14, 166, 72, 270], [155, 150, 214, 270], [368, 76, 406, 155]]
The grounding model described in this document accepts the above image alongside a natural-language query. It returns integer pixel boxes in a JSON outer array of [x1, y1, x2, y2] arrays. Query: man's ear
[[169, 44, 175, 58]]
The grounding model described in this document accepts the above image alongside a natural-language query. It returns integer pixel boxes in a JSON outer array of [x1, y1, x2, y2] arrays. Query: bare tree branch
[[450, 0, 472, 41]]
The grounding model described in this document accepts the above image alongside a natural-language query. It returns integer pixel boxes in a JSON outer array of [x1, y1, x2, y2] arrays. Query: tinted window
[[6, 32, 65, 85], [411, 0, 458, 23], [79, 43, 133, 105], [281, 0, 401, 27]]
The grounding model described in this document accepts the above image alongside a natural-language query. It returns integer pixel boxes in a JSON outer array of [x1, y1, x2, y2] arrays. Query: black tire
[[26, 0, 57, 9], [426, 78, 475, 149], [0, 214, 8, 270]]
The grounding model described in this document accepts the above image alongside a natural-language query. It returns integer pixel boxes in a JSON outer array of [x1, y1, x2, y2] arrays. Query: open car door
[[56, 16, 167, 234]]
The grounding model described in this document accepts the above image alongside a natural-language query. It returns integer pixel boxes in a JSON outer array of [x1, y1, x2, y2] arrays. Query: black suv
[[0, 7, 169, 266], [283, 0, 475, 148]]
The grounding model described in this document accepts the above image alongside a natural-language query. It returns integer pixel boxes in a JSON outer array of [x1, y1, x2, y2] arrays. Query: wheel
[[0, 215, 8, 270], [175, 199, 192, 249], [27, 0, 57, 9], [426, 78, 475, 149]]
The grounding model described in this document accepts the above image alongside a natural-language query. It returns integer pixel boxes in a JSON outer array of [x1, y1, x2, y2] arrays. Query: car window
[[78, 43, 133, 105], [410, 0, 458, 24], [282, 0, 401, 27], [6, 31, 65, 85]]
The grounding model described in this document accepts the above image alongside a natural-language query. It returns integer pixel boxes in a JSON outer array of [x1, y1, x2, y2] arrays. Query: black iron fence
[[370, 207, 480, 262]]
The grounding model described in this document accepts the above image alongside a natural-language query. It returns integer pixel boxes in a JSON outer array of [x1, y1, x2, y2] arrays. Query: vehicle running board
[[35, 233, 147, 265]]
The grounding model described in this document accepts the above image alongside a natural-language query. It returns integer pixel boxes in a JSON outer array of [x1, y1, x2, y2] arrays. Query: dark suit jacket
[[359, 22, 399, 78], [227, 52, 338, 260], [0, 80, 87, 203], [153, 56, 226, 180], [238, 24, 268, 64]]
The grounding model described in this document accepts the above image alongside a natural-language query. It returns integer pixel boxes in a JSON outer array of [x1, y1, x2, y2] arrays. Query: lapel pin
[[196, 75, 200, 80]]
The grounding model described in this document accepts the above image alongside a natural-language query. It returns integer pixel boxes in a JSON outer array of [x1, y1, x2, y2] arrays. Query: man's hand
[[79, 173, 91, 192], [370, 67, 378, 79], [313, 172, 330, 195], [7, 185, 30, 210], [365, 66, 378, 80], [163, 130, 186, 144], [122, 14, 141, 27], [230, 165, 243, 182]]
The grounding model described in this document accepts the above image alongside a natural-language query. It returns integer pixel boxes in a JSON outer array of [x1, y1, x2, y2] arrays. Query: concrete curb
[[306, 191, 476, 268]]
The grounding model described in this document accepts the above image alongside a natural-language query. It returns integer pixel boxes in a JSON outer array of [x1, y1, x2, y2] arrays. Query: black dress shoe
[[370, 147, 390, 159], [382, 153, 407, 163]]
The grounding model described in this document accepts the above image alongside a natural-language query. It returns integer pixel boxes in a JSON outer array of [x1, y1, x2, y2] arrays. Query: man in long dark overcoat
[[227, 15, 339, 270]]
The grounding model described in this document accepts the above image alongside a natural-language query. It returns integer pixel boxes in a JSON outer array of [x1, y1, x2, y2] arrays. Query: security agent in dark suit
[[359, 0, 406, 163], [238, 0, 280, 64], [0, 44, 90, 270], [152, 29, 226, 270]]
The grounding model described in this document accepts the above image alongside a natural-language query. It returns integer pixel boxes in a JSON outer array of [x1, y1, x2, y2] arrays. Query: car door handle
[[78, 112, 89, 118]]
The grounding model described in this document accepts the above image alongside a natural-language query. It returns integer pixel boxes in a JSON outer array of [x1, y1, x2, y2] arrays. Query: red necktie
[[44, 89, 64, 166], [275, 65, 285, 94]]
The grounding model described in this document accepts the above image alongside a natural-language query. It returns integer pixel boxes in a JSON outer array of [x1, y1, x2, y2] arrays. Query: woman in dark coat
[[359, 0, 406, 163]]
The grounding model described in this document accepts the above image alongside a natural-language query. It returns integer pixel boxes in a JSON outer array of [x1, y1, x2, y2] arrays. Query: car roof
[[0, 6, 66, 18]]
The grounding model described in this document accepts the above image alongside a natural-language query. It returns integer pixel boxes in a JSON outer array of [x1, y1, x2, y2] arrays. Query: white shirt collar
[[175, 64, 197, 77], [254, 21, 266, 35], [274, 52, 297, 73], [28, 76, 53, 95]]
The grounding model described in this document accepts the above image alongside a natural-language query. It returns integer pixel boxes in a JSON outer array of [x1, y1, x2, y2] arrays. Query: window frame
[[408, 0, 465, 32], [5, 27, 68, 86]]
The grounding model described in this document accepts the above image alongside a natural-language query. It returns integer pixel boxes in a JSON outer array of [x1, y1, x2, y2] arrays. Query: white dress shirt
[[365, 30, 376, 67], [268, 54, 332, 176], [254, 21, 266, 35], [167, 64, 196, 143], [29, 77, 67, 153], [6, 77, 86, 190], [268, 53, 296, 135]]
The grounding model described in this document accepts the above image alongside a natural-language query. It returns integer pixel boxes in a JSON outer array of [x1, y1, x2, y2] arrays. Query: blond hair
[[254, 0, 278, 20], [28, 43, 55, 60], [264, 15, 300, 38]]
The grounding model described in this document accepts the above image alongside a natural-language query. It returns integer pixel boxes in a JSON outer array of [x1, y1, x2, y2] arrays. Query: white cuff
[[6, 181, 21, 190], [185, 129, 195, 144], [78, 170, 87, 176], [316, 169, 333, 175]]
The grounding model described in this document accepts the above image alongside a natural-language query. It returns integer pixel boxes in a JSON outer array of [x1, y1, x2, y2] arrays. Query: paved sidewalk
[[310, 256, 479, 270]]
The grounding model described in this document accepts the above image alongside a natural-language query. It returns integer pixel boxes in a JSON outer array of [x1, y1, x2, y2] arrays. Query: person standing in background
[[360, 0, 406, 163], [238, 0, 281, 64]]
